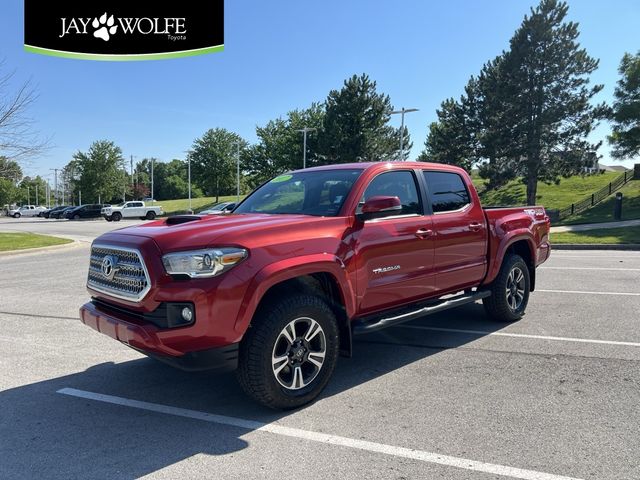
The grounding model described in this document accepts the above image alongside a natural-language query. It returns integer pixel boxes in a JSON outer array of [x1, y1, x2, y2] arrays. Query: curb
[[0, 239, 82, 257], [552, 243, 640, 251]]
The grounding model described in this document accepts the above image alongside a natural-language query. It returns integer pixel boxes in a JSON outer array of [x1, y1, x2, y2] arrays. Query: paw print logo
[[92, 13, 117, 41]]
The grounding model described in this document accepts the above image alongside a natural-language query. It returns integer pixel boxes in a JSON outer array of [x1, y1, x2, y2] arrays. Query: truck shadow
[[1, 302, 504, 479]]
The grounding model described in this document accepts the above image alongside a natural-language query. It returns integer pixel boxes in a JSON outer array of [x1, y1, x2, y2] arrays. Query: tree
[[69, 140, 127, 204], [18, 175, 48, 205], [0, 63, 49, 165], [608, 51, 640, 160], [0, 156, 23, 180], [247, 103, 325, 187], [188, 128, 248, 202], [500, 0, 605, 204], [0, 178, 19, 207], [319, 74, 409, 163]]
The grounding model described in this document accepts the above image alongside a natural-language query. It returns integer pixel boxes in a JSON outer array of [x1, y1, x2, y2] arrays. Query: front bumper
[[79, 301, 239, 371]]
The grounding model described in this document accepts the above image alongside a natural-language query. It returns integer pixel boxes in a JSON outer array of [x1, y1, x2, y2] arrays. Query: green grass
[[0, 232, 73, 252], [559, 179, 640, 225], [479, 172, 620, 210], [154, 195, 245, 215], [552, 225, 640, 244]]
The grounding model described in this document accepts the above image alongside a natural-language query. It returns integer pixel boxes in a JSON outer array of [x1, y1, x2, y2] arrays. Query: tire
[[105, 216, 112, 222], [14, 213, 20, 218], [237, 294, 339, 410], [112, 212, 122, 222], [145, 211, 156, 220], [483, 254, 530, 322], [73, 214, 80, 220]]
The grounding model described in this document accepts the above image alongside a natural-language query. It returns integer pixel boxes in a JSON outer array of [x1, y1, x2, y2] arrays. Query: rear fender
[[234, 254, 356, 334], [483, 231, 536, 286]]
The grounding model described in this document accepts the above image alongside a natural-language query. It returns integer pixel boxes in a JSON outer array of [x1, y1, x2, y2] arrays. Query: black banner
[[24, 0, 224, 60]]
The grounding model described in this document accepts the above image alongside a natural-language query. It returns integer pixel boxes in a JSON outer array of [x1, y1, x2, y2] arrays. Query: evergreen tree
[[608, 51, 640, 160], [319, 74, 409, 163]]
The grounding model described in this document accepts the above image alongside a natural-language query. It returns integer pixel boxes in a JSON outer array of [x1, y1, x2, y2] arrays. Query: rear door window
[[423, 171, 470, 213]]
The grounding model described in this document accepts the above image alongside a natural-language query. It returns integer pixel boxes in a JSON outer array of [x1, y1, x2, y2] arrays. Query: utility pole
[[50, 169, 58, 206], [46, 181, 50, 208], [27, 186, 30, 205], [35, 185, 38, 206], [234, 142, 241, 202], [298, 127, 316, 169], [389, 108, 419, 160], [151, 158, 154, 203], [79, 190, 82, 205], [188, 155, 192, 213]]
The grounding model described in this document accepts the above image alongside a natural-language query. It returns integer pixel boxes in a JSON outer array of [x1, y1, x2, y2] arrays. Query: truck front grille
[[87, 245, 151, 301]]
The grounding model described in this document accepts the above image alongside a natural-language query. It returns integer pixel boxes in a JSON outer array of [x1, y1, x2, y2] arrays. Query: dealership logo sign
[[25, 1, 223, 61]]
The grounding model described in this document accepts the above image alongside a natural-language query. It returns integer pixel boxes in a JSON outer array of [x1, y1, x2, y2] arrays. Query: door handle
[[415, 228, 434, 238], [469, 222, 484, 231]]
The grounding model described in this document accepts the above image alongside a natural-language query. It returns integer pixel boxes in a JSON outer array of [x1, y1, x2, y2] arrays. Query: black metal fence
[[550, 169, 635, 222]]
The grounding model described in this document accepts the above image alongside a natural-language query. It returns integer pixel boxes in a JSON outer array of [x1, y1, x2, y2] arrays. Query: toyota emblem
[[101, 255, 117, 281]]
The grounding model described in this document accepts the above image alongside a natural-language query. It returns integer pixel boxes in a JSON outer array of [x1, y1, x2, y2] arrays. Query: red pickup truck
[[80, 162, 550, 409]]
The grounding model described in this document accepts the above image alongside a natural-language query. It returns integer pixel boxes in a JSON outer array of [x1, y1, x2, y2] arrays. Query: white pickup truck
[[101, 201, 163, 222], [7, 205, 47, 218]]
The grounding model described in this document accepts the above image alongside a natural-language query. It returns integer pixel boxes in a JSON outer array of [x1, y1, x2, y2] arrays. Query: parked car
[[44, 206, 69, 219], [101, 201, 163, 221], [65, 204, 108, 220], [50, 206, 75, 219], [80, 161, 551, 409], [199, 202, 237, 215], [7, 205, 46, 218]]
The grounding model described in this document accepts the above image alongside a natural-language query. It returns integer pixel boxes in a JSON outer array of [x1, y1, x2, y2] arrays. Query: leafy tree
[[69, 140, 127, 204], [18, 175, 48, 205], [188, 128, 247, 202], [608, 51, 640, 160], [247, 104, 324, 187], [319, 74, 409, 163], [0, 156, 23, 180], [0, 178, 19, 207]]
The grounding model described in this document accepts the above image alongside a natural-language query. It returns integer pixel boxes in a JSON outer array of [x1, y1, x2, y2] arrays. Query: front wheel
[[483, 254, 530, 322], [237, 294, 339, 410], [112, 212, 122, 222], [14, 213, 20, 218], [73, 214, 80, 220]]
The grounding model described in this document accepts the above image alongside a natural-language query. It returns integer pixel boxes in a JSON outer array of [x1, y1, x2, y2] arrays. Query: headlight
[[162, 248, 247, 278]]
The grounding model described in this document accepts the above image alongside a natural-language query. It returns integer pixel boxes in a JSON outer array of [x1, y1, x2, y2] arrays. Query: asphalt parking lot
[[1, 219, 639, 480]]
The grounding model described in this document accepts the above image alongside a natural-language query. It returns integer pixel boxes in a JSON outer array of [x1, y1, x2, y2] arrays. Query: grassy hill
[[559, 179, 640, 225], [477, 172, 620, 210]]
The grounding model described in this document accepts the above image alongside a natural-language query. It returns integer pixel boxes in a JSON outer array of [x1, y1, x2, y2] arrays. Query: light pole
[[233, 142, 241, 202], [27, 186, 30, 205], [188, 155, 192, 213], [389, 108, 419, 160], [50, 168, 58, 206], [35, 184, 38, 206], [298, 127, 316, 169], [150, 158, 154, 203]]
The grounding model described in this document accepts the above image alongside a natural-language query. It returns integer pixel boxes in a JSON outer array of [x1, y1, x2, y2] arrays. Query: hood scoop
[[165, 215, 203, 226]]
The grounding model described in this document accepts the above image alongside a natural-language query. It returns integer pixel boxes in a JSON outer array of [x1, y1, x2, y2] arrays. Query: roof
[[291, 161, 466, 174]]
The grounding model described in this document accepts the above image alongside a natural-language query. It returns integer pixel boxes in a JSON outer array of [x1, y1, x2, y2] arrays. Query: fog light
[[181, 306, 193, 322]]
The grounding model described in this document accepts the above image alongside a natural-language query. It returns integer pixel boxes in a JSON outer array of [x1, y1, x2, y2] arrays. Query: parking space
[[1, 239, 639, 480]]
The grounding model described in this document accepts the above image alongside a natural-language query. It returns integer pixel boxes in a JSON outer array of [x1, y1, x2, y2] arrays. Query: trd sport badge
[[24, 0, 224, 61]]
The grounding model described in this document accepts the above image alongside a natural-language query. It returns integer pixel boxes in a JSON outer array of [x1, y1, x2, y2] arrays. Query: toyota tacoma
[[80, 162, 551, 409]]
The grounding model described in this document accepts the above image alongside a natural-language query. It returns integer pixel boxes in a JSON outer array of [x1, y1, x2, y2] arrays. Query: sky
[[1, 0, 639, 182]]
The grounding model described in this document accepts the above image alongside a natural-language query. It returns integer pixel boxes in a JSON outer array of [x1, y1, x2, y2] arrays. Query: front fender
[[234, 253, 356, 334]]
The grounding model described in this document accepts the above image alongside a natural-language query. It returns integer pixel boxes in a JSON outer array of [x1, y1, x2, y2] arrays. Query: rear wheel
[[145, 211, 156, 220], [237, 294, 339, 410], [483, 254, 530, 322], [112, 212, 122, 222]]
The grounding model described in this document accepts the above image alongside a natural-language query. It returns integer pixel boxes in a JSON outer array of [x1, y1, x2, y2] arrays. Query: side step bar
[[352, 289, 491, 335]]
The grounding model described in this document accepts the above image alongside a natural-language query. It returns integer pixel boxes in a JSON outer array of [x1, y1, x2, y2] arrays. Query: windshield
[[235, 169, 363, 216]]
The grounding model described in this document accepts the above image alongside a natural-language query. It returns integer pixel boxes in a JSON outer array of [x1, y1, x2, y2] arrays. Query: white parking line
[[537, 289, 640, 296], [58, 388, 582, 480], [398, 326, 640, 347], [540, 267, 640, 271]]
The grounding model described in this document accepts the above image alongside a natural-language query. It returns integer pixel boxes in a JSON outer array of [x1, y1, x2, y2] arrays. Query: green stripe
[[24, 44, 224, 61]]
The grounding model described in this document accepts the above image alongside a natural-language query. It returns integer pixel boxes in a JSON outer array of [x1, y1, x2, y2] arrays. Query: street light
[[49, 168, 58, 206], [232, 142, 243, 202], [298, 127, 316, 169], [150, 158, 154, 204], [188, 155, 192, 213], [389, 107, 419, 160]]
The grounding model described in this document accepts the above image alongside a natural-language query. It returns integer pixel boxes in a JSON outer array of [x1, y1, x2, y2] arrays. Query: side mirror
[[357, 195, 402, 221]]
